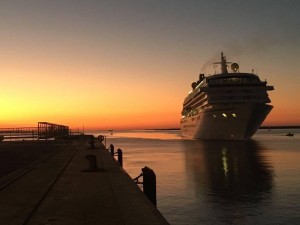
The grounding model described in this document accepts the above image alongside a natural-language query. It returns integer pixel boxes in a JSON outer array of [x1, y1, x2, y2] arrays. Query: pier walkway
[[0, 138, 170, 225]]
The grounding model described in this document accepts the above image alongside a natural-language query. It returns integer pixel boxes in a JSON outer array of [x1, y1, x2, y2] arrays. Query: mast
[[221, 52, 228, 74], [214, 52, 230, 74]]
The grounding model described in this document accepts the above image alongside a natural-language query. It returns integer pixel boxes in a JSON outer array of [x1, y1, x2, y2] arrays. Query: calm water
[[92, 129, 300, 225]]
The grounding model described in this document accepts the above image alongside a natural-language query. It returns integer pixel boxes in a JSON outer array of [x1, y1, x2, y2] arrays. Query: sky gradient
[[1, 1, 300, 130]]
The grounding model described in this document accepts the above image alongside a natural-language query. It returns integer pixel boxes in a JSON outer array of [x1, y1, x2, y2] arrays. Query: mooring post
[[117, 148, 123, 167], [142, 166, 157, 207], [109, 144, 115, 156]]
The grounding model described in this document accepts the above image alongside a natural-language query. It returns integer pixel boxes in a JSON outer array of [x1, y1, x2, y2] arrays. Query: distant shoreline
[[148, 126, 300, 131], [259, 126, 300, 129]]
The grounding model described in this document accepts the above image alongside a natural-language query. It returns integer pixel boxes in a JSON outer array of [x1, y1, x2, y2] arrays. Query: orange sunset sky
[[1, 1, 300, 131]]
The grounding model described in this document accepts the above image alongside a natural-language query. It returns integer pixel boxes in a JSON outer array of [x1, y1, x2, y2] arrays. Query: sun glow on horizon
[[1, 1, 300, 129]]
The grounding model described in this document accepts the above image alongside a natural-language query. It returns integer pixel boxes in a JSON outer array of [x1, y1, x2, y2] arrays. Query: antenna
[[213, 64, 217, 74], [213, 52, 231, 74]]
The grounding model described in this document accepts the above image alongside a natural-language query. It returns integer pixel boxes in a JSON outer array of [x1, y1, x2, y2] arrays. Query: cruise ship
[[180, 52, 274, 140]]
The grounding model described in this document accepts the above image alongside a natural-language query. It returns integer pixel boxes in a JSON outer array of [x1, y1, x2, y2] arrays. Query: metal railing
[[37, 122, 69, 140], [0, 122, 69, 141], [0, 127, 38, 140]]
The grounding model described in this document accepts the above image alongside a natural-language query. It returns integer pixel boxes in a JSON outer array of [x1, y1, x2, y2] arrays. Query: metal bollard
[[142, 166, 157, 207], [98, 135, 105, 143], [117, 148, 123, 167], [98, 135, 106, 148], [84, 154, 98, 171], [82, 154, 106, 172]]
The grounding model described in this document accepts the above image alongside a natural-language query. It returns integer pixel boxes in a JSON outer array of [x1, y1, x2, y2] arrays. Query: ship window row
[[184, 92, 206, 108], [208, 95, 269, 101], [184, 95, 207, 109], [209, 83, 266, 88], [207, 94, 268, 98], [193, 90, 206, 99], [208, 90, 267, 94], [184, 98, 193, 107], [191, 99, 207, 109], [183, 101, 206, 112], [208, 76, 260, 85]]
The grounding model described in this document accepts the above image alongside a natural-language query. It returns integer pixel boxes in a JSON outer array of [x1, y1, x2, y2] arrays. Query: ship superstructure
[[180, 52, 274, 140]]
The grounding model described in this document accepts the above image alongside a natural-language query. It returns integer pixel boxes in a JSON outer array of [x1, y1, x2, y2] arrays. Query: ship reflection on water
[[104, 131, 297, 224], [182, 139, 274, 206]]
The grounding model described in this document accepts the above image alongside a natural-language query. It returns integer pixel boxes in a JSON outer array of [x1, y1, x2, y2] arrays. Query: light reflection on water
[[180, 140, 273, 225], [91, 130, 300, 225]]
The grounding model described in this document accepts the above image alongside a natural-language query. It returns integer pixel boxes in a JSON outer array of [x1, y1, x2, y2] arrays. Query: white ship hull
[[180, 103, 273, 140]]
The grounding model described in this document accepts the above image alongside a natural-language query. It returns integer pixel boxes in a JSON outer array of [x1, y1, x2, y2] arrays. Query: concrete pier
[[0, 139, 170, 225]]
